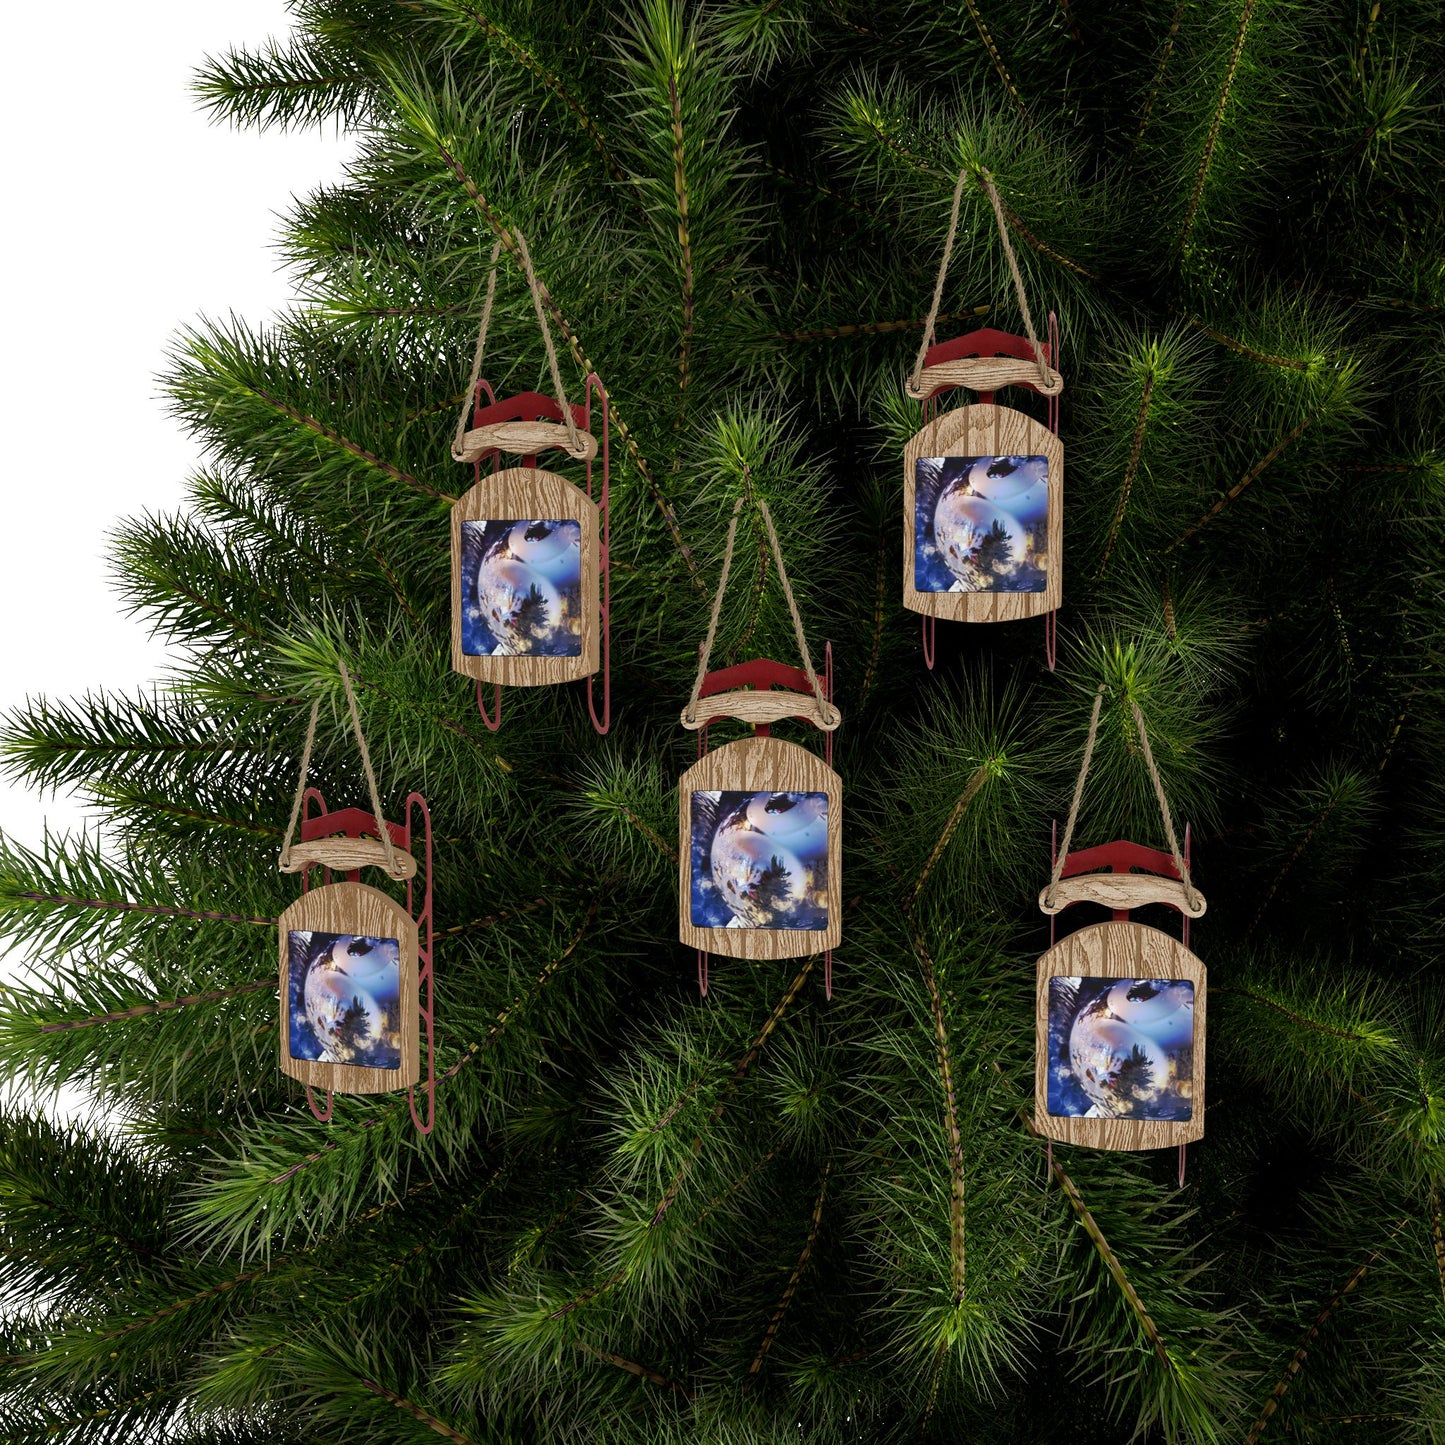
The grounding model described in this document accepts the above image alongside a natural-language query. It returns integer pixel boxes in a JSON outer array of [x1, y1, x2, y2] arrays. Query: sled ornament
[[1034, 689, 1205, 1160], [1033, 921, 1205, 1152], [448, 229, 611, 734], [679, 500, 841, 995], [276, 664, 436, 1134], [903, 169, 1063, 667]]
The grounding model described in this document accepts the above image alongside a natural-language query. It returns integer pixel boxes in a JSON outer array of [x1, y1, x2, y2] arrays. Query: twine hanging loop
[[451, 228, 593, 464], [906, 167, 1063, 400], [278, 659, 414, 881], [1042, 684, 1203, 915], [682, 497, 841, 733]]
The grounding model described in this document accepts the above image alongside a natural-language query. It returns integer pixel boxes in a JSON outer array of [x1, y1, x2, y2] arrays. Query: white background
[[0, 4, 352, 856], [0, 5, 350, 1108]]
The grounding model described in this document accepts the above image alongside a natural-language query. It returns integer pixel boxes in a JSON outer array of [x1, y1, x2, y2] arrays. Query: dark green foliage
[[0, 1, 1442, 1441]]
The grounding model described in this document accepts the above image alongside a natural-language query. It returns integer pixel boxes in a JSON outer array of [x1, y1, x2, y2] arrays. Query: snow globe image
[[689, 791, 830, 930], [459, 518, 584, 656], [914, 454, 1048, 593], [288, 929, 403, 1069], [1046, 976, 1194, 1120]]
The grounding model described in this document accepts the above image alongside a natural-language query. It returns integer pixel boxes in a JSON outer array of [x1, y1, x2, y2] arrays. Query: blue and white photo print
[[460, 518, 583, 657], [913, 454, 1049, 594]]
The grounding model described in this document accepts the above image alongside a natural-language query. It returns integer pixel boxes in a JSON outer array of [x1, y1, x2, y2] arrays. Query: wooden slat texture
[[912, 355, 1062, 402], [678, 689, 836, 731], [1038, 873, 1207, 917], [1033, 921, 1206, 1150], [903, 402, 1063, 623], [279, 837, 417, 879], [678, 737, 842, 960], [278, 881, 420, 1096], [454, 420, 598, 463], [450, 466, 600, 686]]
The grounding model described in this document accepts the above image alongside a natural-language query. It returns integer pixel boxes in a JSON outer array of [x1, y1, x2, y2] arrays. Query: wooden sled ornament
[[276, 667, 436, 1134], [903, 169, 1064, 668], [904, 325, 1062, 631], [1033, 688, 1206, 1163], [678, 499, 842, 996], [1034, 838, 1206, 1153], [448, 228, 610, 733]]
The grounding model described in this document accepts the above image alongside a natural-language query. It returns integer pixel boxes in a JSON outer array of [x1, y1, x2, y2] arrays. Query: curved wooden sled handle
[[679, 689, 841, 732], [279, 836, 418, 880], [1038, 872, 1206, 918], [911, 354, 1065, 403], [455, 420, 598, 463]]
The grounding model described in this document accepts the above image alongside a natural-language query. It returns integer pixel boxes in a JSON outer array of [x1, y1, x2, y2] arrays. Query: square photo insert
[[1046, 976, 1194, 1121], [460, 518, 583, 656], [287, 929, 403, 1070], [914, 454, 1048, 594], [689, 791, 829, 931]]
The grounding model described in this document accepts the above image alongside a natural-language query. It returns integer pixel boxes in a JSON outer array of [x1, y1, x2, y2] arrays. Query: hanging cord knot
[[450, 227, 593, 465], [683, 497, 841, 733], [277, 658, 411, 881], [1042, 684, 1202, 914], [906, 166, 1064, 401]]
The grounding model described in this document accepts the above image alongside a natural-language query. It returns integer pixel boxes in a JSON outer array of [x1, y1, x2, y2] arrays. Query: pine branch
[[34, 980, 274, 1033], [1049, 1157, 1171, 1368], [7, 890, 272, 929], [1132, 3, 1185, 149], [669, 73, 697, 400], [247, 383, 453, 504], [446, 4, 628, 181], [745, 1158, 829, 1385], [649, 953, 816, 1228], [1168, 406, 1325, 550], [910, 765, 992, 906], [773, 307, 989, 341], [1180, 0, 1265, 251], [914, 929, 966, 1302], [1097, 371, 1156, 577], [357, 1377, 482, 1445], [576, 1341, 695, 1399], [1244, 1222, 1409, 1444], [958, 0, 1029, 125]]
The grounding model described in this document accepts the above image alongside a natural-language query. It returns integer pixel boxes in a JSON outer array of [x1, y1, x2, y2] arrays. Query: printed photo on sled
[[1046, 976, 1194, 1121], [460, 518, 583, 657], [914, 454, 1048, 594], [287, 929, 403, 1069], [689, 791, 829, 931]]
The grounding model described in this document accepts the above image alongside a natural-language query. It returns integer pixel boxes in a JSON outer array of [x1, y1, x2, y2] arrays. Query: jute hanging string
[[905, 166, 1064, 400], [682, 497, 841, 732], [1043, 684, 1203, 915], [278, 659, 413, 881], [450, 227, 596, 464]]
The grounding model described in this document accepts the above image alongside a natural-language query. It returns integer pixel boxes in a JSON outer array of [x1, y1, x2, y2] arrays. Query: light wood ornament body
[[450, 465, 600, 686], [904, 402, 1063, 623], [678, 736, 842, 960], [280, 837, 417, 880], [455, 421, 597, 464], [278, 882, 420, 1096], [910, 355, 1062, 402], [1034, 921, 1205, 1150], [1039, 872, 1206, 918], [680, 689, 838, 731]]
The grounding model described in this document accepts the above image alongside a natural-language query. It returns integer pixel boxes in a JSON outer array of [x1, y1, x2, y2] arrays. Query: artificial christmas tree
[[1, 2, 1442, 1443]]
